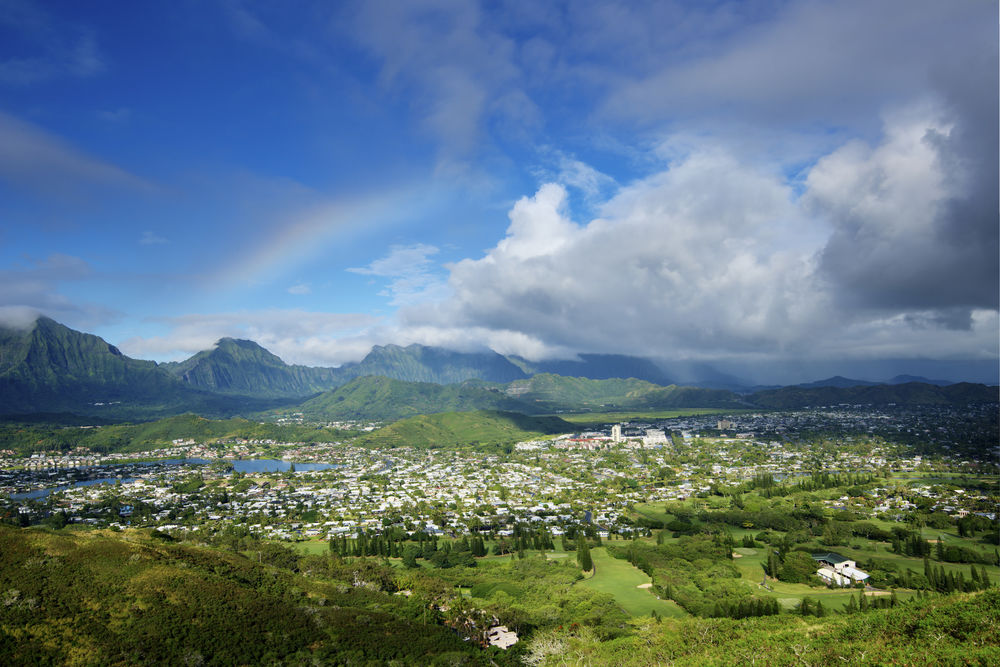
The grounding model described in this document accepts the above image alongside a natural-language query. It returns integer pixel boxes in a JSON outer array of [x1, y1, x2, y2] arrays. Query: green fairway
[[580, 547, 687, 618], [553, 408, 754, 426], [288, 539, 329, 556]]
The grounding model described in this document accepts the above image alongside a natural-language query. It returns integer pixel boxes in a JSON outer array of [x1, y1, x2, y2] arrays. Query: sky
[[1, 0, 997, 384]]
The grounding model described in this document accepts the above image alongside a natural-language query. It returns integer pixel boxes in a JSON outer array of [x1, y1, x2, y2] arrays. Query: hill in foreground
[[0, 525, 997, 666], [0, 525, 489, 665]]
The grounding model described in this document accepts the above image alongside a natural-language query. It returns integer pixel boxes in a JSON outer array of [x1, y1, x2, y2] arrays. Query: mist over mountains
[[0, 316, 995, 422]]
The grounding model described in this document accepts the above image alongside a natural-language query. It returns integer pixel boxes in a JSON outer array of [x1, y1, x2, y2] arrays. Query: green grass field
[[553, 408, 754, 427], [579, 547, 687, 618], [288, 539, 330, 556]]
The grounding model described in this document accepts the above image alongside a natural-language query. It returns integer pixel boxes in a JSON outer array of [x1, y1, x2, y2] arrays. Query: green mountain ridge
[[0, 318, 292, 419], [1, 317, 995, 424], [751, 381, 999, 409], [297, 375, 541, 421], [161, 338, 341, 398]]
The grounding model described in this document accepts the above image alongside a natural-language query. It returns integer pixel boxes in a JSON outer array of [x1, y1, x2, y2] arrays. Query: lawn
[[288, 539, 330, 556], [552, 408, 756, 427], [580, 547, 687, 618]]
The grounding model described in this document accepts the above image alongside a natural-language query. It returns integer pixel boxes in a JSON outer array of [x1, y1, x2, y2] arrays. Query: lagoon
[[6, 458, 336, 500]]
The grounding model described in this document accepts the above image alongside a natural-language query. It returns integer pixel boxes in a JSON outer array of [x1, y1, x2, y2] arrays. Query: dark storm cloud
[[814, 24, 999, 321]]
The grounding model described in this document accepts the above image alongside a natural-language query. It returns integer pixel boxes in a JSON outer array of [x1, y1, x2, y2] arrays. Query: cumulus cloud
[[399, 151, 831, 360], [808, 103, 998, 318], [388, 107, 997, 363]]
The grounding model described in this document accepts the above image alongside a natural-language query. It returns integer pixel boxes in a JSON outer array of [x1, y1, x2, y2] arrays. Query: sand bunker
[[636, 583, 653, 589]]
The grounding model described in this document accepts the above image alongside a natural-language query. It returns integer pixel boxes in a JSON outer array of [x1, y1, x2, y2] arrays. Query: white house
[[812, 552, 869, 586]]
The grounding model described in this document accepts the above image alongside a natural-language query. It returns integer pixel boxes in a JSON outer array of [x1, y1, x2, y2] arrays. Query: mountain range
[[0, 317, 995, 421]]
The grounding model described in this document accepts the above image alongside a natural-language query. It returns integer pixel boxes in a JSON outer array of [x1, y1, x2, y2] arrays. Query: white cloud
[[348, 243, 449, 306], [287, 282, 311, 295], [139, 231, 168, 245], [0, 0, 105, 85], [399, 151, 829, 360], [386, 107, 997, 363], [118, 310, 381, 365], [348, 0, 526, 157], [0, 253, 117, 328], [0, 112, 152, 195]]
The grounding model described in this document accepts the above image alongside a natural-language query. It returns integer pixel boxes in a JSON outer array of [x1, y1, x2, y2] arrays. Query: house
[[486, 625, 518, 649], [811, 552, 869, 586]]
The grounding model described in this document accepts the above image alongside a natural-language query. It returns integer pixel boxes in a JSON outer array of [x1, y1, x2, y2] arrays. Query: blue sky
[[1, 0, 997, 383]]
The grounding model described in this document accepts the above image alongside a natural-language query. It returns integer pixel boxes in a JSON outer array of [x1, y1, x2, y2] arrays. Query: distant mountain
[[748, 382, 998, 409], [297, 376, 540, 421], [795, 376, 879, 389], [4, 317, 994, 422], [162, 338, 340, 398], [503, 373, 746, 411], [0, 317, 278, 419], [886, 374, 953, 387], [794, 375, 956, 389], [340, 344, 529, 385], [507, 354, 673, 385]]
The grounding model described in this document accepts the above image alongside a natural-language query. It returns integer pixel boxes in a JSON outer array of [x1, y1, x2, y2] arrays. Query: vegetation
[[298, 375, 540, 421], [356, 410, 574, 450], [0, 525, 493, 665], [0, 414, 354, 455]]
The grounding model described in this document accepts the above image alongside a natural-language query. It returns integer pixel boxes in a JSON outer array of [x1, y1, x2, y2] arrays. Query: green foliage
[[0, 317, 294, 420], [0, 525, 492, 665], [162, 337, 342, 398], [299, 375, 541, 421], [358, 410, 574, 449]]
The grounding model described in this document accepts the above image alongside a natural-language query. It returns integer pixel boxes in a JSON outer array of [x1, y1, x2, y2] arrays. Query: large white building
[[812, 552, 870, 586]]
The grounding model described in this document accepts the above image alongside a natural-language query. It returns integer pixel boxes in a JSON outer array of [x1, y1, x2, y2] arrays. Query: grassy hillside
[[532, 589, 1000, 665], [298, 375, 540, 421], [358, 410, 575, 449], [0, 526, 490, 665]]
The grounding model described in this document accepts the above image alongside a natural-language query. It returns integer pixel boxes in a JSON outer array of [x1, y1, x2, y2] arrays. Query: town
[[3, 405, 994, 543]]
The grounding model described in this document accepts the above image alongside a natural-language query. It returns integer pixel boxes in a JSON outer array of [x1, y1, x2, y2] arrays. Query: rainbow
[[211, 183, 428, 290]]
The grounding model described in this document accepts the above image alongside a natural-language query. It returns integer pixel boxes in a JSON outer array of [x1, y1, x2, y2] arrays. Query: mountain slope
[[508, 353, 674, 385], [0, 318, 285, 419], [340, 344, 529, 384], [504, 373, 747, 411], [359, 410, 575, 448], [162, 338, 340, 398], [298, 375, 541, 421]]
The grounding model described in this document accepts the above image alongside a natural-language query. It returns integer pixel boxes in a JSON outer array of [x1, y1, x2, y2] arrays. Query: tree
[[576, 534, 593, 572]]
